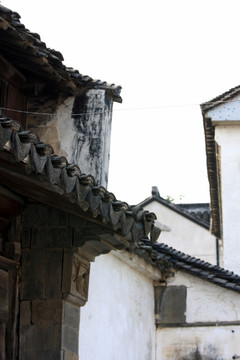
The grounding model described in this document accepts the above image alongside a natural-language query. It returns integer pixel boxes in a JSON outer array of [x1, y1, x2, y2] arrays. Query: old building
[[138, 186, 219, 265], [1, 4, 240, 360], [201, 87, 240, 274], [0, 3, 123, 188], [0, 5, 165, 359], [154, 242, 240, 360]]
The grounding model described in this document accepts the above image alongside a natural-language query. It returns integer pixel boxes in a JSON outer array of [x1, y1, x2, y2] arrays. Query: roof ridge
[[138, 195, 210, 229], [201, 84, 240, 112]]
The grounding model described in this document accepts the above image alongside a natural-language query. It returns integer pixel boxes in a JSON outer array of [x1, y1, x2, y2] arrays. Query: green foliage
[[166, 195, 175, 203], [165, 194, 185, 203]]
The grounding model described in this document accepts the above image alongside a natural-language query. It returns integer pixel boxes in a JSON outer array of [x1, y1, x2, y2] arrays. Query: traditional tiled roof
[[176, 203, 210, 225], [201, 85, 240, 112], [138, 192, 210, 230], [137, 239, 240, 292], [0, 117, 161, 252], [0, 4, 122, 102], [2, 117, 240, 290]]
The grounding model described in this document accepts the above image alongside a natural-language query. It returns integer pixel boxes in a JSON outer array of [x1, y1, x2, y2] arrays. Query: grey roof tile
[[0, 117, 161, 256], [224, 282, 237, 290], [151, 240, 240, 292], [212, 277, 228, 285], [233, 284, 240, 291], [0, 6, 122, 102]]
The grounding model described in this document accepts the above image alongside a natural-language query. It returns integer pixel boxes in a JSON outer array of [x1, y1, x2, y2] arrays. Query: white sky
[[3, 0, 240, 205]]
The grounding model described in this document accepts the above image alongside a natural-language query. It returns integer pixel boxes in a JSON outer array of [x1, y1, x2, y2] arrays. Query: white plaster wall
[[79, 252, 156, 360], [215, 125, 240, 274], [156, 326, 240, 360], [169, 270, 240, 323], [144, 202, 217, 264], [55, 96, 76, 158], [40, 90, 113, 188], [156, 270, 240, 360]]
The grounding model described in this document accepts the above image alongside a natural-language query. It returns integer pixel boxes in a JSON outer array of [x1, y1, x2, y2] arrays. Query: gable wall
[[207, 94, 240, 122], [143, 202, 217, 264]]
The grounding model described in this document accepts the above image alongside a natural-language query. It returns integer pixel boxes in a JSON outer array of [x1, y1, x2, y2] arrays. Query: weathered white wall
[[79, 252, 158, 360], [156, 326, 240, 360], [206, 96, 240, 274], [28, 90, 113, 188], [214, 125, 240, 274], [156, 270, 240, 360], [169, 270, 240, 322], [69, 89, 113, 188], [143, 201, 217, 264]]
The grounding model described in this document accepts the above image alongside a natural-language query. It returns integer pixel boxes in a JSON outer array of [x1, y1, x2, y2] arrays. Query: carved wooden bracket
[[62, 251, 90, 306]]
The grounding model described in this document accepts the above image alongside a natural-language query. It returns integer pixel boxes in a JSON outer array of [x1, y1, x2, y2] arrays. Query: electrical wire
[[0, 97, 240, 117]]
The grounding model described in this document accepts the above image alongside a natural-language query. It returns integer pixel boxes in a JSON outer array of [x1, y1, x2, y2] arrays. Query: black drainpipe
[[216, 237, 220, 267]]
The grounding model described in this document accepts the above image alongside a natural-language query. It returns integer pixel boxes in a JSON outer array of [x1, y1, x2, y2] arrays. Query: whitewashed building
[[138, 187, 220, 265], [2, 5, 240, 360], [201, 87, 240, 275], [78, 85, 240, 359], [79, 240, 240, 360]]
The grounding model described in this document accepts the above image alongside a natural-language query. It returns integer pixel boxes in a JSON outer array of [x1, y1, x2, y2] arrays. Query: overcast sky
[[3, 0, 240, 205]]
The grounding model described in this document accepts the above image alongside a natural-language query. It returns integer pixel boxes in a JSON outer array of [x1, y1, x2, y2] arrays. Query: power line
[[1, 98, 240, 117]]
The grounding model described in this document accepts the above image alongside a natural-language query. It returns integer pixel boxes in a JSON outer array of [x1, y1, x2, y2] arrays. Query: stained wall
[[156, 270, 240, 360], [143, 201, 218, 264], [79, 251, 158, 360], [26, 89, 113, 188]]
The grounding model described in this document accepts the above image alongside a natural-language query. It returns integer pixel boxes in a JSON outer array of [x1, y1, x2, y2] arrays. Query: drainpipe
[[216, 237, 220, 267]]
